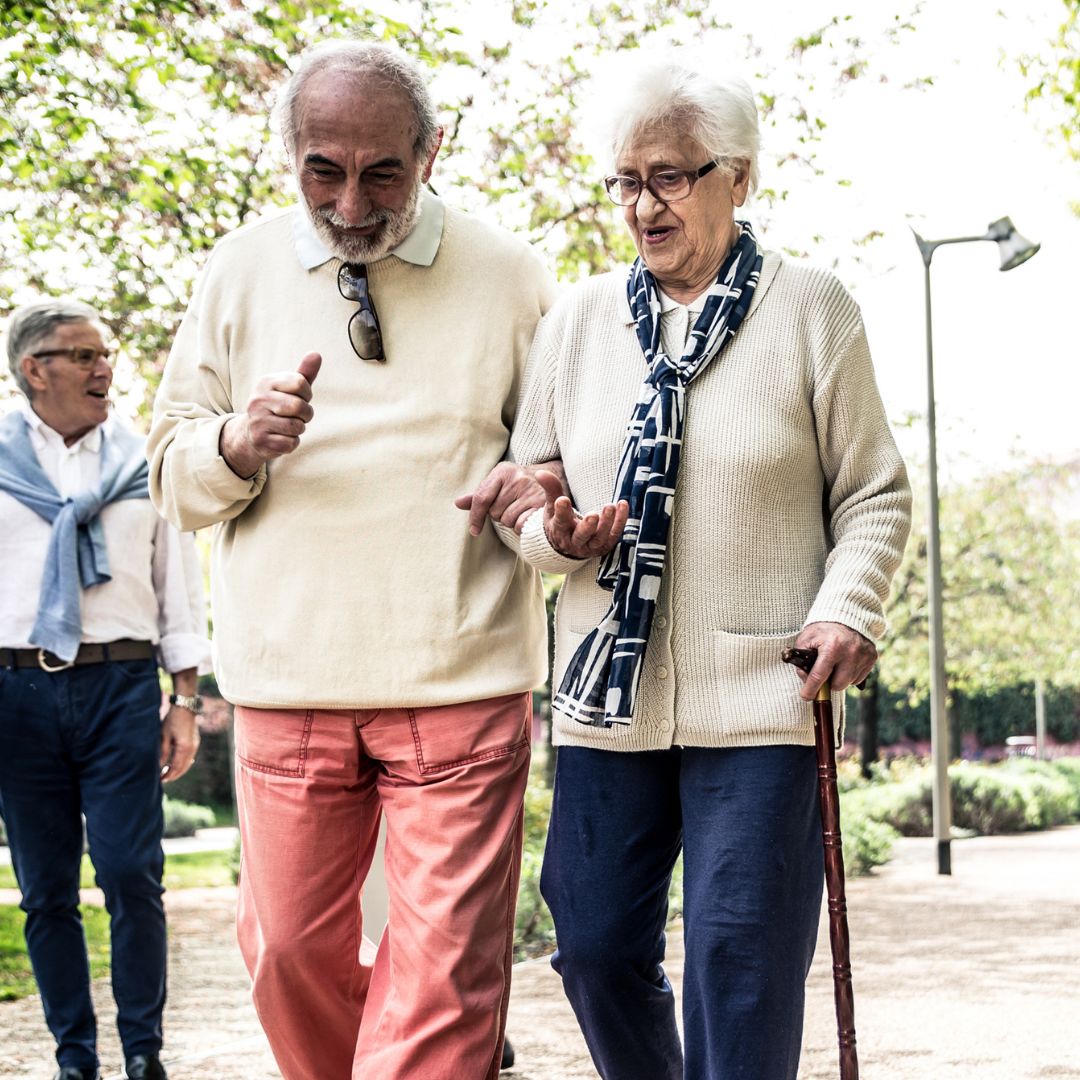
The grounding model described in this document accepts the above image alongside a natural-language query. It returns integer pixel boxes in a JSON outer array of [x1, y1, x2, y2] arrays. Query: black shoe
[[501, 1037, 515, 1070], [124, 1054, 167, 1080], [53, 1069, 99, 1080]]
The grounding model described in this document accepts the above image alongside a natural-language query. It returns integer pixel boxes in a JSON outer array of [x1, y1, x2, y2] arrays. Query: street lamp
[[911, 217, 1040, 876]]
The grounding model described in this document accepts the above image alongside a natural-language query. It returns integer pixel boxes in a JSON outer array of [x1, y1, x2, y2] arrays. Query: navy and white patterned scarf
[[553, 221, 762, 728]]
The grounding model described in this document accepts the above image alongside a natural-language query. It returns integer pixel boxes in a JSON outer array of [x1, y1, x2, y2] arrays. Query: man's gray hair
[[277, 40, 440, 165], [591, 53, 761, 197], [5, 298, 99, 397]]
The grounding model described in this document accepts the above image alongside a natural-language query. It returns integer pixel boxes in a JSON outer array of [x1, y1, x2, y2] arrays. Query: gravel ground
[[2, 826, 1078, 1079]]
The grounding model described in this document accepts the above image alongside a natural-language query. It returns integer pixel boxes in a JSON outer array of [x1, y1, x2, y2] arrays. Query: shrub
[[162, 796, 216, 838], [514, 779, 555, 961], [996, 759, 1080, 827], [845, 759, 1080, 837], [844, 775, 932, 837], [841, 811, 897, 875], [947, 765, 1031, 834], [1050, 757, 1080, 798], [229, 834, 241, 885]]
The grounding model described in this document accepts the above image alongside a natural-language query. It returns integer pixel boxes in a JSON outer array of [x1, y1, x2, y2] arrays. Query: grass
[[0, 849, 234, 892], [0, 848, 234, 1003], [0, 904, 110, 1002], [161, 850, 234, 889]]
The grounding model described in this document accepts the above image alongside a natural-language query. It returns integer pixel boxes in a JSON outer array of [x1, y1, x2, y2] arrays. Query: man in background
[[0, 299, 211, 1080]]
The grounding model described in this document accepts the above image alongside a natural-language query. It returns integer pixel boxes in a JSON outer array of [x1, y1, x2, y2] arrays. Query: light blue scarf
[[0, 410, 150, 661]]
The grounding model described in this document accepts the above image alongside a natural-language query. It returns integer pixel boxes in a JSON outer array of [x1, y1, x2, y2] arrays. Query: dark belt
[[0, 639, 155, 672]]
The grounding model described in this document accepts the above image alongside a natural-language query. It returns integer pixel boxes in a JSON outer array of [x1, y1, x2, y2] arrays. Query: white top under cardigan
[[503, 250, 912, 752], [0, 404, 211, 675]]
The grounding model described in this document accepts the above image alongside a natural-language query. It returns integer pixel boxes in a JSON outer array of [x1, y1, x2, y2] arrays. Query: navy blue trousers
[[0, 658, 166, 1073], [541, 744, 823, 1080]]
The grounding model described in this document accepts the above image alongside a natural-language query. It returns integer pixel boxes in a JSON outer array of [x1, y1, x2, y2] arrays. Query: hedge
[[842, 758, 1080, 836], [853, 682, 1080, 748]]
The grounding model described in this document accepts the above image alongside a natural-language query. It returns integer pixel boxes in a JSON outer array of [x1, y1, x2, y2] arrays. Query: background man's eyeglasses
[[603, 161, 719, 207], [338, 263, 385, 362], [30, 347, 114, 368]]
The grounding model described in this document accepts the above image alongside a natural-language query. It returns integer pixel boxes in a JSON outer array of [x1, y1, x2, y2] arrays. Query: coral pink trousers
[[233, 692, 531, 1080]]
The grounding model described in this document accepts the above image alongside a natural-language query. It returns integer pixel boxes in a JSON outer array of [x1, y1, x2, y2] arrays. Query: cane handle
[[780, 646, 868, 692]]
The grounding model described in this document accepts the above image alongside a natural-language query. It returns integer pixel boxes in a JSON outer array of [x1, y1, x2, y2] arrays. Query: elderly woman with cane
[[460, 55, 910, 1079]]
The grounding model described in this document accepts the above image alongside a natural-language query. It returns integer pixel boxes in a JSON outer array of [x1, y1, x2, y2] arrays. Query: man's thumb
[[535, 469, 565, 501], [297, 352, 322, 385]]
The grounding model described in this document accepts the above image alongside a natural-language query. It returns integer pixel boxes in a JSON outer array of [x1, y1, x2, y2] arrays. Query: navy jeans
[[0, 658, 166, 1073], [541, 744, 823, 1080]]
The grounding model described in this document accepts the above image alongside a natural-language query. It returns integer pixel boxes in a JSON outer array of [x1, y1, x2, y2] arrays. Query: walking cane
[[781, 646, 859, 1080]]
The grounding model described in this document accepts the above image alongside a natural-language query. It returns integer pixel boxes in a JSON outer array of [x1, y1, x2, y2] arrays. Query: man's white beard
[[305, 179, 423, 264]]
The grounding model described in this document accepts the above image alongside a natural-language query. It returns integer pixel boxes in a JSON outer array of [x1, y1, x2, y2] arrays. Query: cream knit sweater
[[506, 250, 912, 751], [148, 204, 556, 709]]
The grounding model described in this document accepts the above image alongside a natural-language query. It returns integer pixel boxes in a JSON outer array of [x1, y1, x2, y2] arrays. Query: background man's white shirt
[[0, 403, 210, 673]]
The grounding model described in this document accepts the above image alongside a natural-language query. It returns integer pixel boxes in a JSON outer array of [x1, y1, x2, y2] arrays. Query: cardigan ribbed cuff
[[518, 508, 588, 575]]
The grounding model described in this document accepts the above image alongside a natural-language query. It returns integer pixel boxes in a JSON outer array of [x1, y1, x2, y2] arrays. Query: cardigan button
[[655, 615, 667, 629], [657, 667, 669, 680]]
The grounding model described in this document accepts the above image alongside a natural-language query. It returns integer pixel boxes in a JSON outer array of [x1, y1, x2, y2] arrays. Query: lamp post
[[911, 216, 1039, 876]]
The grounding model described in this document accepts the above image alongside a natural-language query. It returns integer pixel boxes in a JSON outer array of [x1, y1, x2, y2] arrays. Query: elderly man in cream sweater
[[147, 41, 555, 1080]]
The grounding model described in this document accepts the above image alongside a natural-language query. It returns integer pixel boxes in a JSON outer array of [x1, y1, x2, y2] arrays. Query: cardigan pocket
[[710, 629, 811, 734]]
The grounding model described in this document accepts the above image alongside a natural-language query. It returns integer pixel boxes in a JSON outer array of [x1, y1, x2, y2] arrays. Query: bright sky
[[717, 0, 1079, 478]]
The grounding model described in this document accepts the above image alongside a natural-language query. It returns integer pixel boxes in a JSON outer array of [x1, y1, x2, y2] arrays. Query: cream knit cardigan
[[148, 205, 556, 709], [505, 250, 912, 751]]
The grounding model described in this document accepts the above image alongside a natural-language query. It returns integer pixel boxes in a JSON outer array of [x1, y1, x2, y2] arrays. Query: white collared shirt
[[657, 288, 708, 358], [0, 404, 211, 673], [291, 186, 446, 271]]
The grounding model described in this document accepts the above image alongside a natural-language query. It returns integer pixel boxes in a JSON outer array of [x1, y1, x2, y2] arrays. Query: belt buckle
[[38, 648, 75, 673]]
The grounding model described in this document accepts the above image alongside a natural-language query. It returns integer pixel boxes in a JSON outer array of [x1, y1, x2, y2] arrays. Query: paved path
[[2, 827, 1078, 1078]]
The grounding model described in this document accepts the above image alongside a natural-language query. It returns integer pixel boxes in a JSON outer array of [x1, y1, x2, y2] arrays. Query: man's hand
[[220, 352, 322, 479], [540, 471, 629, 560], [455, 460, 569, 536], [160, 705, 200, 784], [791, 621, 877, 701]]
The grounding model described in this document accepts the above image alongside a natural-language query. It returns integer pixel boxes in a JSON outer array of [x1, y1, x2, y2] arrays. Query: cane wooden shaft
[[814, 691, 859, 1080], [779, 646, 861, 1079]]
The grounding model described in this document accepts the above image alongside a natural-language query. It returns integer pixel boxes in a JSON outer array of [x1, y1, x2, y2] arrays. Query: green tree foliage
[[1022, 0, 1080, 166], [880, 460, 1080, 702], [1, 0, 922, 408]]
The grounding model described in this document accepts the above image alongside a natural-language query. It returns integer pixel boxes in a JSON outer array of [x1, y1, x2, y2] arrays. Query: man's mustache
[[315, 207, 394, 230]]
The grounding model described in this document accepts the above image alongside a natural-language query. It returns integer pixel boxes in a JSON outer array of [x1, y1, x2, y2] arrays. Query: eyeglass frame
[[337, 262, 386, 363], [29, 346, 114, 368], [603, 160, 720, 207]]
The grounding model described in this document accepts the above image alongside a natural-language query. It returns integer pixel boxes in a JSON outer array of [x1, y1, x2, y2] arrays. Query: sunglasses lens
[[348, 309, 384, 360]]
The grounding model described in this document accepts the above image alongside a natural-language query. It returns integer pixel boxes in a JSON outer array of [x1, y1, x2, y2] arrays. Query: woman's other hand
[[539, 471, 629, 559]]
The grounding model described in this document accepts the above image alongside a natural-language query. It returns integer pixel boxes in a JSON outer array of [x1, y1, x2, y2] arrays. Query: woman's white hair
[[588, 51, 760, 197], [276, 40, 440, 166]]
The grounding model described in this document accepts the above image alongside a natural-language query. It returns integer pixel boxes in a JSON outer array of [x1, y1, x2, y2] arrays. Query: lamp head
[[985, 217, 1040, 271]]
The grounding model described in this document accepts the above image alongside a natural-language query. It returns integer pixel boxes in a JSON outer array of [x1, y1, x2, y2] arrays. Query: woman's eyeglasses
[[603, 161, 719, 207], [30, 347, 114, 368], [338, 263, 385, 362]]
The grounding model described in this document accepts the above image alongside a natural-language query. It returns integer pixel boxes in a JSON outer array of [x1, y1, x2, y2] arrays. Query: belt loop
[[2, 648, 13, 671], [102, 642, 111, 663]]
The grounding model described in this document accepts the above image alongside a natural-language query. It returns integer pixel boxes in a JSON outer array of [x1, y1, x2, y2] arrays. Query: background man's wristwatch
[[169, 693, 204, 715]]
